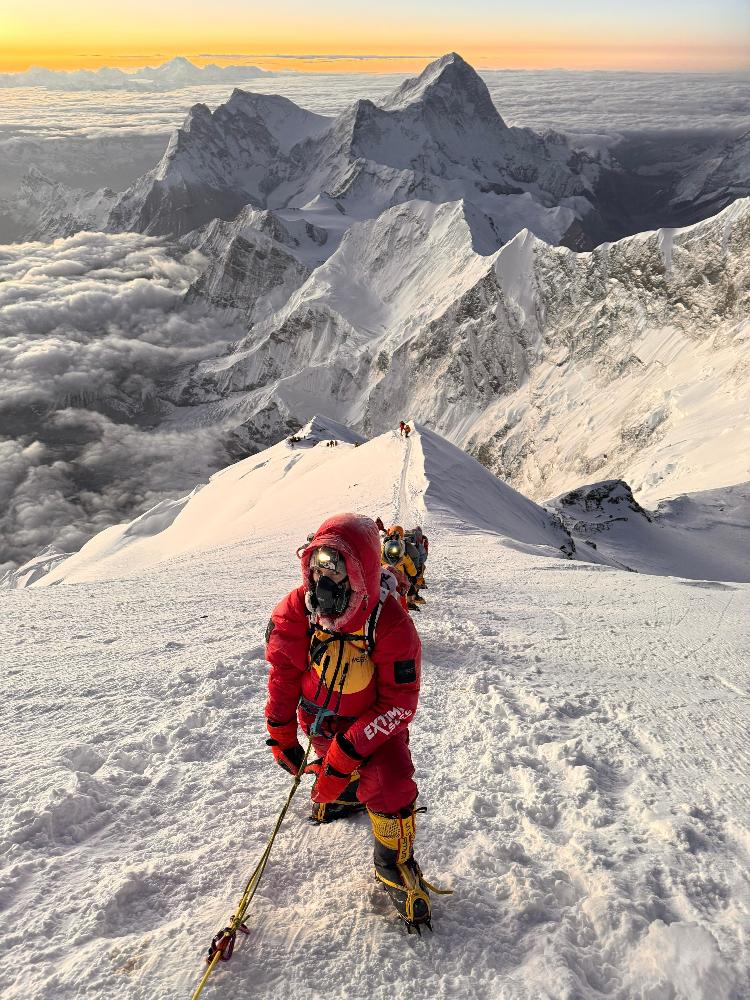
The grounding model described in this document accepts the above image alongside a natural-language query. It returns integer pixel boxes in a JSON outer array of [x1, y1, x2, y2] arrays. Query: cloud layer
[[0, 232, 244, 573], [0, 58, 272, 92]]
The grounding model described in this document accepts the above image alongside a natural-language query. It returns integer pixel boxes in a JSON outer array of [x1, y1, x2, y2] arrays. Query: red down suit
[[265, 513, 421, 813]]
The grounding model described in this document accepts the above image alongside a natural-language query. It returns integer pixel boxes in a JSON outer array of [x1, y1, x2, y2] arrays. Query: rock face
[[544, 480, 750, 582], [549, 479, 653, 532], [107, 92, 331, 236], [182, 207, 330, 324]]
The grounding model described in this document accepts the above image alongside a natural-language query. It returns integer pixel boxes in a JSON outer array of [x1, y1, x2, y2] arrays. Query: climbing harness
[[189, 737, 313, 1000]]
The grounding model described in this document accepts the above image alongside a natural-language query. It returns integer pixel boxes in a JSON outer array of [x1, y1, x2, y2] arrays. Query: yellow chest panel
[[308, 628, 376, 695]]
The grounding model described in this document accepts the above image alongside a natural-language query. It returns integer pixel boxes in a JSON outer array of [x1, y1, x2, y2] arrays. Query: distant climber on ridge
[[264, 513, 434, 931]]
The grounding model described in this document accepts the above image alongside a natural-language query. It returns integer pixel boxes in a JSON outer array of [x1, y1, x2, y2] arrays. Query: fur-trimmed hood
[[301, 513, 382, 633]]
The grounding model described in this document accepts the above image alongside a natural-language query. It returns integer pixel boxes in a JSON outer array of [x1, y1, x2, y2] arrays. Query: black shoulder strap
[[307, 596, 384, 657]]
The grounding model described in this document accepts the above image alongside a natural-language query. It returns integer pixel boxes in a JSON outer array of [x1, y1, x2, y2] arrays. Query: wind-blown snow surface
[[2, 425, 748, 999]]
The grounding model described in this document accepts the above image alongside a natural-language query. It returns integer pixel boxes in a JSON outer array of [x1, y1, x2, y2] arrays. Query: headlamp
[[311, 546, 345, 576]]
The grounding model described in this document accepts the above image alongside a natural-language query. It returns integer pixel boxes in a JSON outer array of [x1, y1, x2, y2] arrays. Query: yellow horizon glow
[[1, 42, 748, 74], [1, 2, 748, 75]]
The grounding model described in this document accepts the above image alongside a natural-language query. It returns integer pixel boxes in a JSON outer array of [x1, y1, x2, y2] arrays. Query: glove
[[306, 733, 362, 803], [266, 718, 305, 775]]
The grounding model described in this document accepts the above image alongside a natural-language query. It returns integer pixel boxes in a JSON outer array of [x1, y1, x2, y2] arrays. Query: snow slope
[[547, 480, 750, 582], [178, 195, 750, 508], [36, 420, 572, 587], [2, 425, 748, 1000]]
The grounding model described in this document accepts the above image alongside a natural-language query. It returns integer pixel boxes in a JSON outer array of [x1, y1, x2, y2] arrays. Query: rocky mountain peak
[[182, 102, 213, 131], [380, 51, 506, 126]]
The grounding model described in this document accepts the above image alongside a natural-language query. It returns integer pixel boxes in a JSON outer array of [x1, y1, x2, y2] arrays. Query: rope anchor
[[205, 920, 250, 964]]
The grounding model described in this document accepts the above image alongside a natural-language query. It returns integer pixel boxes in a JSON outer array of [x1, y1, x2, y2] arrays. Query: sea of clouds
[[0, 232, 245, 574]]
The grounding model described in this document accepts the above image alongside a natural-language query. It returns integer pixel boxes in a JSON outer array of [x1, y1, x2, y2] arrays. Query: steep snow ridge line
[[397, 433, 413, 527]]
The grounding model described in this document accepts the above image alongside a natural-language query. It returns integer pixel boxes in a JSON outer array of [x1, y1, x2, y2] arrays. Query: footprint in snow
[[60, 744, 105, 774]]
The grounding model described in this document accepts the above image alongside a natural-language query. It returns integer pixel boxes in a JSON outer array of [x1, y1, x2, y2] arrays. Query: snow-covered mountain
[[671, 128, 750, 219], [2, 421, 748, 998], [0, 56, 273, 91], [2, 193, 746, 576], [269, 54, 592, 246], [4, 58, 749, 248], [107, 91, 332, 236], [107, 54, 599, 246], [172, 196, 749, 506], [182, 207, 331, 323], [0, 167, 116, 242], [2, 54, 749, 579]]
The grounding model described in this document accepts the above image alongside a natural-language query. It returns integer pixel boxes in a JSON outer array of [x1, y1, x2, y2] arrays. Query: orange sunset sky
[[1, 0, 749, 73]]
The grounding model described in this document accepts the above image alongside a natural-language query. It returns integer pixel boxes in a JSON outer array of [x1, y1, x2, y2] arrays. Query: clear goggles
[[310, 546, 346, 575]]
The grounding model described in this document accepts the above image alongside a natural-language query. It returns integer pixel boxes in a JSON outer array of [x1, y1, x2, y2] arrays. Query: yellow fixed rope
[[189, 738, 313, 1000]]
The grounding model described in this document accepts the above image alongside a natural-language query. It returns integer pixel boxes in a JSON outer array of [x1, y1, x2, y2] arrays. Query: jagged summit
[[379, 52, 506, 126], [106, 52, 591, 242]]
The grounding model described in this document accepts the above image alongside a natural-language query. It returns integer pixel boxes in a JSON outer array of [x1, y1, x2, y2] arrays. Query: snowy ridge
[[32, 423, 749, 592], [2, 423, 748, 999], [107, 93, 331, 236], [0, 167, 116, 242], [36, 424, 572, 587], [176, 196, 749, 507]]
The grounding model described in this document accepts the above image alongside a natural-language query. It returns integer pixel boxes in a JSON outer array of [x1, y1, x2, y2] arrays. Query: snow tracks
[[411, 525, 749, 998]]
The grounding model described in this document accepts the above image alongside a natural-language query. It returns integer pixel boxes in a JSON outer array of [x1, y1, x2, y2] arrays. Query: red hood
[[301, 513, 382, 633]]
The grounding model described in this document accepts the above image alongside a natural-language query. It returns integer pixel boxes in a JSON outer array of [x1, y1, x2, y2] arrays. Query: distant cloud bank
[[0, 57, 273, 92], [0, 232, 244, 572]]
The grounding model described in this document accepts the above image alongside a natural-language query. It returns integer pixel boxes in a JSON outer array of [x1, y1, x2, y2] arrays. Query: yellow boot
[[368, 806, 432, 931]]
